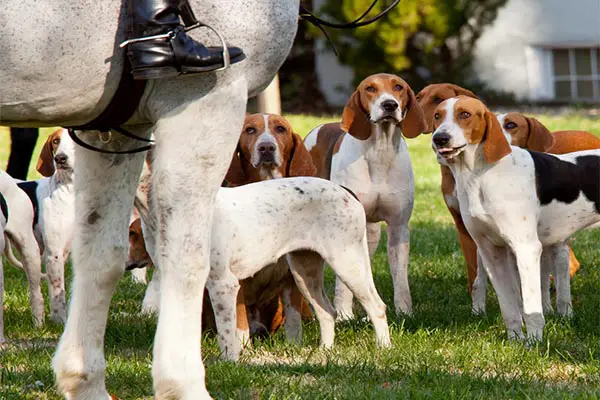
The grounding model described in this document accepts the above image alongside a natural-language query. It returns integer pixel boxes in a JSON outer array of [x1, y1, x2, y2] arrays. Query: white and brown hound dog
[[139, 114, 316, 342], [417, 83, 599, 311], [304, 73, 427, 317], [224, 113, 316, 341], [1, 170, 44, 337], [14, 129, 75, 323], [431, 96, 600, 340], [139, 176, 391, 360]]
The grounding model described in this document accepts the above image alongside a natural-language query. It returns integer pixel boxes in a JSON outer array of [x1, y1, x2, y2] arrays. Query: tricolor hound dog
[[431, 96, 600, 340], [304, 73, 427, 317], [417, 83, 597, 309], [224, 113, 316, 340], [138, 176, 391, 360], [13, 128, 75, 323], [1, 170, 44, 337]]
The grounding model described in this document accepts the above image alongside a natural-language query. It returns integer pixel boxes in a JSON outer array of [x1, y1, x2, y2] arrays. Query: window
[[552, 48, 598, 101]]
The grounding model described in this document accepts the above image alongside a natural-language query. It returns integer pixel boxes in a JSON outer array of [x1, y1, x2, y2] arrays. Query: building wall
[[313, 0, 354, 107], [313, 0, 600, 104], [473, 0, 600, 100]]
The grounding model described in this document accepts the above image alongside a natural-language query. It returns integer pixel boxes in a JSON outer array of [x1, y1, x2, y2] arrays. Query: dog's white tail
[[4, 236, 24, 270]]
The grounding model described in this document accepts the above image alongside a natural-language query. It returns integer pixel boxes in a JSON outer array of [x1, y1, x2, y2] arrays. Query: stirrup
[[119, 23, 231, 71]]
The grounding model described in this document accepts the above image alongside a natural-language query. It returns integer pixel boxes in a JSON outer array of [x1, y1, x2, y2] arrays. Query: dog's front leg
[[387, 221, 412, 316]]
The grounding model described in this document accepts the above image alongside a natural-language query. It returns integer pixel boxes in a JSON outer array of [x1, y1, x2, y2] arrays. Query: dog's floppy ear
[[36, 130, 59, 177], [525, 116, 555, 152], [452, 84, 478, 99], [341, 90, 371, 140], [288, 133, 317, 177], [401, 86, 427, 138], [224, 144, 248, 187], [483, 110, 512, 163]]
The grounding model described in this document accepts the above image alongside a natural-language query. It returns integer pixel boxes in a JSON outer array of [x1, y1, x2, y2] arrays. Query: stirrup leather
[[119, 22, 231, 72]]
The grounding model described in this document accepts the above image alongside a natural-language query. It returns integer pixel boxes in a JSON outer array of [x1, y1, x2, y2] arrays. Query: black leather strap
[[68, 128, 154, 155]]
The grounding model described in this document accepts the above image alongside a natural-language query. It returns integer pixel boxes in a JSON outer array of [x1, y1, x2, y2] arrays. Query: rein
[[299, 0, 402, 56]]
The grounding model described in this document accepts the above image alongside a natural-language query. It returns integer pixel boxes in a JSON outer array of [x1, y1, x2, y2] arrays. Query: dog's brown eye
[[53, 139, 60, 145], [459, 111, 471, 119], [245, 126, 256, 134], [434, 112, 440, 120], [275, 125, 287, 134], [366, 85, 377, 93], [393, 84, 403, 91], [433, 97, 443, 104], [504, 122, 517, 130]]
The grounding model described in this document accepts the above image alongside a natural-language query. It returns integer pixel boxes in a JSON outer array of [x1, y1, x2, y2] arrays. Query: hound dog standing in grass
[[137, 177, 391, 360], [224, 113, 316, 341], [11, 129, 75, 323], [417, 83, 600, 312], [305, 73, 427, 318], [139, 114, 317, 341], [431, 96, 600, 340]]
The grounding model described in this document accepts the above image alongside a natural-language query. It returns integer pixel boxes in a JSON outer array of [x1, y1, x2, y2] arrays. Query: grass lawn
[[1, 112, 600, 399]]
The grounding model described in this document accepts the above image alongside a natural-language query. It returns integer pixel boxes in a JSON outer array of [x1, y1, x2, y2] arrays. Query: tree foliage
[[317, 0, 508, 89]]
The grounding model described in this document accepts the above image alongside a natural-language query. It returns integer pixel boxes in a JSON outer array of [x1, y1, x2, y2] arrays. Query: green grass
[[1, 113, 600, 399]]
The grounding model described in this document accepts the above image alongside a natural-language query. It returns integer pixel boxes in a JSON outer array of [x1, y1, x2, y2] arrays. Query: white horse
[[0, 1, 298, 398]]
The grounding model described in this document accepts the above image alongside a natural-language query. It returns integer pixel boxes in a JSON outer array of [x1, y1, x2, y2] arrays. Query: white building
[[314, 0, 600, 105]]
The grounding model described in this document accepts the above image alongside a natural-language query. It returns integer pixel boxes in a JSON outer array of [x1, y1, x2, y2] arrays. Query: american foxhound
[[139, 114, 317, 341], [224, 113, 315, 340], [138, 177, 391, 360], [431, 96, 600, 340], [417, 83, 597, 311], [304, 73, 427, 317], [11, 129, 75, 324]]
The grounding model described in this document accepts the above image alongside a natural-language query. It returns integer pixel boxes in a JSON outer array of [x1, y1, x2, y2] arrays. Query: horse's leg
[[150, 79, 247, 399], [53, 130, 148, 400]]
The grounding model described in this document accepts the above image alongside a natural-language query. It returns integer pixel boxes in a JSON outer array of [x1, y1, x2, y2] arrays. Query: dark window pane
[[575, 49, 591, 75], [577, 79, 593, 98], [553, 49, 570, 75], [555, 81, 572, 99]]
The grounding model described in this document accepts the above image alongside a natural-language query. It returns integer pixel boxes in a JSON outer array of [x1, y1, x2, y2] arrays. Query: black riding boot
[[124, 0, 245, 80]]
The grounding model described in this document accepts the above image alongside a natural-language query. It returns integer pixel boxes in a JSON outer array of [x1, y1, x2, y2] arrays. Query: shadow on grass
[[204, 361, 600, 400]]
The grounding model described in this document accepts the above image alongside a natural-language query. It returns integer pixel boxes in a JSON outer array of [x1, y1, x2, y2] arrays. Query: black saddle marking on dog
[[528, 151, 600, 212], [17, 181, 39, 227], [0, 192, 8, 223]]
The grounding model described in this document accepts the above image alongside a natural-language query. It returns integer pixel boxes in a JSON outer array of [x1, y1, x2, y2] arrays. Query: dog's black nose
[[381, 100, 398, 113], [433, 131, 451, 147], [258, 143, 276, 155], [54, 154, 68, 164]]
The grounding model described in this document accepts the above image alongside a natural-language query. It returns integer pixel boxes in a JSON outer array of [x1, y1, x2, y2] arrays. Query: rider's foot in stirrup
[[124, 0, 245, 80]]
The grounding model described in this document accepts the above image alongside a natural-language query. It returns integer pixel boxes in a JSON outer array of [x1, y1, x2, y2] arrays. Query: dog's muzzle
[[256, 141, 277, 165], [432, 131, 466, 159]]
